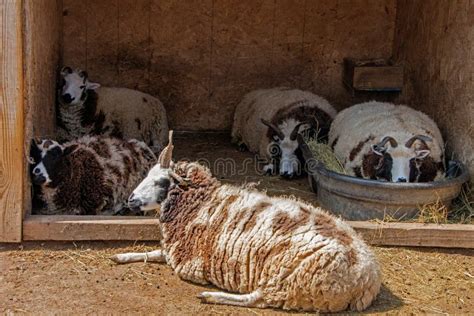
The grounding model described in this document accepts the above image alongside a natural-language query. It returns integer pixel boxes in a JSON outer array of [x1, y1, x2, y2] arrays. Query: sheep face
[[262, 118, 309, 178], [30, 139, 65, 186], [59, 66, 100, 105], [128, 163, 171, 212], [367, 135, 432, 182]]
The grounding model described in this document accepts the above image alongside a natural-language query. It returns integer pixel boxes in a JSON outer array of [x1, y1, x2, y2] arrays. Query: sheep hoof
[[197, 292, 212, 301], [109, 255, 121, 263]]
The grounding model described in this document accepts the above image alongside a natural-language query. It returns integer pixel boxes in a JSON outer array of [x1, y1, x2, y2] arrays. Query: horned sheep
[[231, 87, 337, 178], [57, 66, 169, 153], [112, 132, 381, 313], [30, 136, 156, 215], [329, 101, 445, 182]]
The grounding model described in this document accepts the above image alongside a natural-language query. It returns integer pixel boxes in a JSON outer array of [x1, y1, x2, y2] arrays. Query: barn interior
[[23, 0, 473, 216]]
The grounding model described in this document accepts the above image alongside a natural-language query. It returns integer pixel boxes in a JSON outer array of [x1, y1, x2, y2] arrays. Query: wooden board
[[394, 0, 474, 180], [23, 215, 161, 241], [22, 215, 474, 248], [343, 58, 403, 92], [0, 0, 24, 242], [351, 221, 474, 249], [23, 0, 63, 217], [61, 0, 397, 130]]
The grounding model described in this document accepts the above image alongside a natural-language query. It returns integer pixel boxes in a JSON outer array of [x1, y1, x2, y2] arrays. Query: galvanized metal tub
[[299, 138, 470, 221]]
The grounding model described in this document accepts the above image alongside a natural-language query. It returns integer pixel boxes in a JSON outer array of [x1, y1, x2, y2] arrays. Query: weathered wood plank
[[118, 0, 150, 91], [23, 0, 63, 218], [86, 0, 119, 86], [63, 0, 87, 69], [22, 216, 474, 249], [23, 216, 161, 241], [0, 0, 24, 242], [351, 221, 474, 249]]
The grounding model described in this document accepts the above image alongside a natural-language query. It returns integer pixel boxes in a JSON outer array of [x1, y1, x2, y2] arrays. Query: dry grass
[[306, 139, 346, 174], [376, 187, 473, 225], [417, 197, 449, 224], [449, 184, 474, 224]]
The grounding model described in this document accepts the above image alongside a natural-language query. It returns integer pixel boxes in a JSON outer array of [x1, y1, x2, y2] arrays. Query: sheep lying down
[[112, 132, 381, 312], [30, 136, 156, 215], [57, 66, 169, 153]]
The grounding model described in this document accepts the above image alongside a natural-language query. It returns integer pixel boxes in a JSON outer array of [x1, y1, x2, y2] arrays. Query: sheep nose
[[62, 93, 73, 103], [128, 194, 142, 208], [397, 177, 407, 183]]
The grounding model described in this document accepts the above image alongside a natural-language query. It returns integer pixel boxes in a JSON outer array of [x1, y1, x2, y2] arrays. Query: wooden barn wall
[[393, 0, 474, 178], [23, 0, 63, 215], [62, 0, 396, 130]]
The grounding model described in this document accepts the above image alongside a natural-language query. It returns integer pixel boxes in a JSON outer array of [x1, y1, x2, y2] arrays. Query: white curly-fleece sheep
[[232, 87, 337, 177], [57, 66, 168, 152], [329, 101, 445, 182], [112, 135, 381, 312]]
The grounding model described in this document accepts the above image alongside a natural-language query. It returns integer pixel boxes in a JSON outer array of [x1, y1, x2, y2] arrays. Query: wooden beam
[[23, 215, 162, 241], [23, 215, 474, 248], [0, 0, 24, 242], [351, 221, 474, 249]]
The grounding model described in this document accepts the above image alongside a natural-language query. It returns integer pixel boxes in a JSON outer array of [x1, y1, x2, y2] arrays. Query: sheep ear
[[371, 144, 386, 156], [415, 149, 430, 159], [86, 81, 100, 90]]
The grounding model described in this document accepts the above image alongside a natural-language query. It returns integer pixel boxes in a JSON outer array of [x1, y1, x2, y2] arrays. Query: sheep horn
[[376, 136, 398, 148], [158, 130, 174, 168], [290, 118, 319, 141], [261, 119, 284, 140], [405, 135, 432, 148]]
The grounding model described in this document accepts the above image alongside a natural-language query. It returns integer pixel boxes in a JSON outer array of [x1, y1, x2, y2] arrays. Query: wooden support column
[[0, 0, 24, 242]]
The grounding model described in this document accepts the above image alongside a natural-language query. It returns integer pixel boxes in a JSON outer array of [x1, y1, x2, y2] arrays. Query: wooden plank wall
[[393, 0, 474, 182], [62, 0, 396, 130], [23, 0, 63, 216], [0, 0, 24, 242]]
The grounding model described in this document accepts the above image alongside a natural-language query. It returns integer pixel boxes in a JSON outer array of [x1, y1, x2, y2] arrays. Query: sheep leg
[[110, 250, 166, 264], [198, 289, 264, 308]]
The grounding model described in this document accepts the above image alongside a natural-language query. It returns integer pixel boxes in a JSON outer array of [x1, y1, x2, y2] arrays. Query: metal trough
[[299, 137, 470, 220]]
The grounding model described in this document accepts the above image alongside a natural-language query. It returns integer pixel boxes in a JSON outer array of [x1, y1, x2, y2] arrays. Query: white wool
[[329, 101, 445, 179], [59, 87, 169, 151], [232, 87, 337, 159]]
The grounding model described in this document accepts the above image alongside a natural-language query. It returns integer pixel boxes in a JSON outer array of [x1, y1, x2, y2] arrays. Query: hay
[[449, 184, 473, 224], [306, 139, 346, 174], [417, 197, 449, 224]]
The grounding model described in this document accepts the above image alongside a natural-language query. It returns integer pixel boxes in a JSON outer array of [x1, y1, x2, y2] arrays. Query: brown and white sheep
[[57, 66, 169, 153], [329, 101, 445, 182], [30, 135, 156, 215], [112, 132, 381, 313], [231, 87, 337, 178]]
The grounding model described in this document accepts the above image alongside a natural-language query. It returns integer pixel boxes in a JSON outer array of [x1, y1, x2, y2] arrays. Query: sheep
[[231, 87, 337, 178], [57, 66, 169, 153], [112, 132, 381, 313], [329, 101, 445, 182], [29, 135, 156, 215]]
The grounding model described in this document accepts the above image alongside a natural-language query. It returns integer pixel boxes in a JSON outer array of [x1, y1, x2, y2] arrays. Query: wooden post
[[0, 0, 24, 242]]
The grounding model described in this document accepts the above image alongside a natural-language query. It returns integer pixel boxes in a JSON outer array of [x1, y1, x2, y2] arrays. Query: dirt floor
[[1, 242, 473, 314], [2, 133, 473, 314]]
